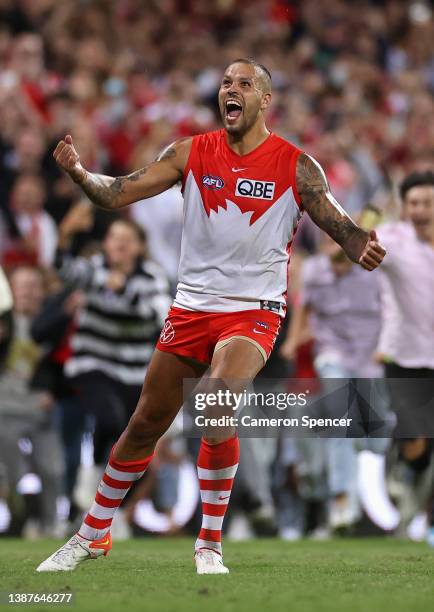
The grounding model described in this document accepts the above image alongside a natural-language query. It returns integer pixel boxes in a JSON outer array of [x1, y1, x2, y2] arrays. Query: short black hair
[[228, 58, 272, 91], [107, 218, 147, 244], [400, 170, 434, 201]]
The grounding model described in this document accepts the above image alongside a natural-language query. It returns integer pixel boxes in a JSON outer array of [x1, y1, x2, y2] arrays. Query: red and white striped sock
[[78, 447, 153, 541], [195, 436, 239, 555]]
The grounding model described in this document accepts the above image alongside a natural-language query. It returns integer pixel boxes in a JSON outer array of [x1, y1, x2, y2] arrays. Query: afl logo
[[160, 321, 175, 344], [202, 175, 224, 190]]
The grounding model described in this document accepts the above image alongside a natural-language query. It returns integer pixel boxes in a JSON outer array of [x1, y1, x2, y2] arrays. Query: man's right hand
[[53, 135, 86, 184]]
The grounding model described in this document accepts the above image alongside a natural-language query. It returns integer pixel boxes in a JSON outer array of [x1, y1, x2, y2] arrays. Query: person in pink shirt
[[376, 170, 434, 545]]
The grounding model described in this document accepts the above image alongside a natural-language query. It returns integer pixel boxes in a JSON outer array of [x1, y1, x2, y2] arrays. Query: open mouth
[[225, 99, 242, 121], [414, 219, 430, 230]]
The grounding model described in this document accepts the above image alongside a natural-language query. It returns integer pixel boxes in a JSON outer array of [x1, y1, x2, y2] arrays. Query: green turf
[[0, 538, 433, 612]]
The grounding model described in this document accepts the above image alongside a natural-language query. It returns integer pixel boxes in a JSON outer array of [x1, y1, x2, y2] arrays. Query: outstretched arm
[[296, 153, 386, 270], [53, 135, 192, 210]]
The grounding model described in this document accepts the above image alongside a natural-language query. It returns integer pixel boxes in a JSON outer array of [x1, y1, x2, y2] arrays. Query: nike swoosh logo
[[218, 495, 230, 501], [253, 329, 267, 335], [231, 167, 248, 172], [91, 538, 110, 547]]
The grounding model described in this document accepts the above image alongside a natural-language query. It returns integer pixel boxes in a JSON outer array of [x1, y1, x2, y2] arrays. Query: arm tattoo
[[296, 153, 368, 262], [80, 166, 151, 210], [78, 138, 187, 210]]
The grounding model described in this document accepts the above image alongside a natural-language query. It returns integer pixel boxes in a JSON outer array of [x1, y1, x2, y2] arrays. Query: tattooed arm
[[53, 135, 191, 210], [296, 153, 386, 270]]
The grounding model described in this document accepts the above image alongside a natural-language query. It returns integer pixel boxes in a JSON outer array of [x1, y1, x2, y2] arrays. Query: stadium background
[[0, 0, 433, 546]]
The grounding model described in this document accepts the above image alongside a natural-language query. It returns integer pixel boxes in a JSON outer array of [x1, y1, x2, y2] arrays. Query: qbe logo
[[202, 175, 224, 190], [235, 178, 275, 200]]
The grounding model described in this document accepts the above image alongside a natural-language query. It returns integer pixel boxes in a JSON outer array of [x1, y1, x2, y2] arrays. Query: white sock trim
[[105, 464, 145, 481], [201, 514, 224, 530], [197, 464, 238, 480]]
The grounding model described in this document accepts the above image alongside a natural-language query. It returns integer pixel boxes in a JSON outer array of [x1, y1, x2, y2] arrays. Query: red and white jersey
[[174, 129, 303, 316]]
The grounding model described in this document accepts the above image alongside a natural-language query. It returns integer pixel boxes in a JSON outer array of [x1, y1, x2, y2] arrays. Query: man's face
[[12, 175, 45, 213], [403, 185, 434, 241], [103, 222, 143, 268], [13, 34, 43, 80], [10, 267, 44, 317], [218, 63, 271, 136], [17, 128, 45, 165]]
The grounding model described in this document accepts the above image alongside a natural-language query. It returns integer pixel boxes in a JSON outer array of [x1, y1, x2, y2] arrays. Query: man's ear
[[261, 92, 272, 112]]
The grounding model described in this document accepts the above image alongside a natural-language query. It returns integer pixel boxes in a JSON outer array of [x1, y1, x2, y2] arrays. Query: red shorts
[[156, 306, 281, 365]]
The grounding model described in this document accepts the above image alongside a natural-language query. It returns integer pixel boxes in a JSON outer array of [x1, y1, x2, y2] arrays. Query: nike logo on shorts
[[253, 329, 267, 335]]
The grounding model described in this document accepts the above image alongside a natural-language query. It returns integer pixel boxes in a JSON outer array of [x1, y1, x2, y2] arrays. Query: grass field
[[0, 538, 433, 612]]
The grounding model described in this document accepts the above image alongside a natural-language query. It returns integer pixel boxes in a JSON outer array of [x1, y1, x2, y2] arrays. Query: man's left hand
[[358, 229, 386, 271]]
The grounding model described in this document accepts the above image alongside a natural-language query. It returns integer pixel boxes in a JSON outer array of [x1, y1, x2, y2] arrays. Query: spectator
[[0, 265, 65, 536], [2, 173, 57, 267], [376, 170, 434, 543], [0, 265, 13, 369], [131, 186, 183, 288], [30, 279, 87, 529], [55, 204, 172, 484], [280, 232, 383, 534], [0, 265, 13, 523]]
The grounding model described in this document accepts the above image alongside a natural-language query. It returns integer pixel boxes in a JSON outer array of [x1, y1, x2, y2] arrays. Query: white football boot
[[36, 532, 112, 572], [195, 548, 229, 574]]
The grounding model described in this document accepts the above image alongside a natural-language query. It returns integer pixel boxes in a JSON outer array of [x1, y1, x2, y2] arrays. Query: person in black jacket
[[0, 266, 13, 371], [0, 265, 65, 536], [31, 283, 87, 526], [0, 267, 13, 516]]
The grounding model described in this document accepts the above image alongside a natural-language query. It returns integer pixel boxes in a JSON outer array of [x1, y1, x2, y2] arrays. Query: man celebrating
[[37, 59, 385, 574], [376, 171, 434, 544]]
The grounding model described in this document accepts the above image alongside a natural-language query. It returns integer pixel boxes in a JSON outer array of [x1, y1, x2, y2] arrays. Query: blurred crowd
[[0, 0, 433, 542]]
